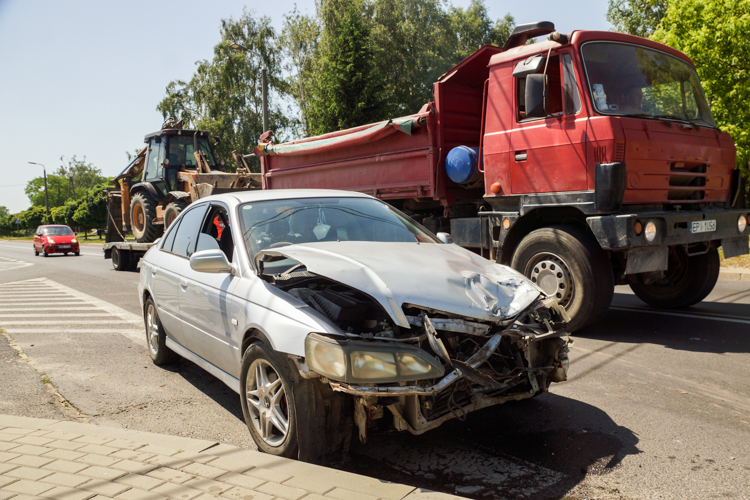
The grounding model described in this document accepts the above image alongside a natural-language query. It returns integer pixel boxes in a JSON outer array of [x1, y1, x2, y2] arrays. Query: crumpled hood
[[256, 241, 542, 328]]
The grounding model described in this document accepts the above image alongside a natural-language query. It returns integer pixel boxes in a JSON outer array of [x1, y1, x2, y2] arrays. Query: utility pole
[[28, 162, 49, 218], [229, 42, 269, 131]]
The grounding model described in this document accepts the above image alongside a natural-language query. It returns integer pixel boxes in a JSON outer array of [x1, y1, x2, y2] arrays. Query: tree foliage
[[652, 0, 750, 171], [607, 0, 668, 38], [157, 9, 293, 171], [72, 182, 108, 235], [305, 0, 387, 135], [25, 156, 106, 208]]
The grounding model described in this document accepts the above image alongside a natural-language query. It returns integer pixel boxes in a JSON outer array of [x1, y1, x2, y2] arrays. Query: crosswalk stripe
[[0, 313, 113, 318], [0, 320, 130, 326]]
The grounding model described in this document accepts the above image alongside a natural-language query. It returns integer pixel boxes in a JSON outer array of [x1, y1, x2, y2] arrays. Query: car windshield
[[43, 227, 74, 236], [581, 42, 716, 127], [239, 197, 437, 258]]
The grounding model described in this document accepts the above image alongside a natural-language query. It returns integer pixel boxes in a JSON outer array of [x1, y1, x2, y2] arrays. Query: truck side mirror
[[525, 74, 548, 119]]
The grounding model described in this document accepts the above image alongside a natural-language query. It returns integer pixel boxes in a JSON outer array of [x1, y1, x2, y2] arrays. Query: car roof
[[198, 189, 374, 205]]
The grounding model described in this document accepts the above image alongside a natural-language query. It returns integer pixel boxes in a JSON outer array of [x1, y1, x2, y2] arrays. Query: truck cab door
[[510, 52, 588, 195]]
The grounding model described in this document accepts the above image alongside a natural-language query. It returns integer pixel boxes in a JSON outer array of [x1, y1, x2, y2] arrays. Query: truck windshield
[[581, 42, 716, 127], [167, 135, 218, 168], [239, 197, 438, 258]]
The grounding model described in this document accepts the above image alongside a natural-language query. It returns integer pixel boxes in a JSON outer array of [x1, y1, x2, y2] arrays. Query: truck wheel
[[164, 200, 188, 228], [511, 225, 614, 332], [131, 192, 163, 243], [630, 246, 719, 309], [111, 247, 131, 271]]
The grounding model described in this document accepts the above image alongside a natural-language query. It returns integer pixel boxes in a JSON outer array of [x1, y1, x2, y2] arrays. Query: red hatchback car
[[33, 225, 80, 257]]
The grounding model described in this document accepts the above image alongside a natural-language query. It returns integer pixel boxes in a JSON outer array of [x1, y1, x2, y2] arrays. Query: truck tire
[[111, 247, 131, 271], [131, 192, 163, 243], [164, 200, 188, 229], [629, 246, 719, 309], [511, 225, 614, 332]]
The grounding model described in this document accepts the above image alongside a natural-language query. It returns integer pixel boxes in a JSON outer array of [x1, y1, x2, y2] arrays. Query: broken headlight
[[305, 333, 445, 384]]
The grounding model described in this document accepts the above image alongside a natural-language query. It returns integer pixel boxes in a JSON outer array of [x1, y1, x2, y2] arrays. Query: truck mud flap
[[625, 246, 668, 274], [722, 236, 750, 259]]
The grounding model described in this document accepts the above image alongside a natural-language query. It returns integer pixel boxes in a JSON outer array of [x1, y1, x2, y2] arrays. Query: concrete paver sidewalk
[[0, 415, 466, 500]]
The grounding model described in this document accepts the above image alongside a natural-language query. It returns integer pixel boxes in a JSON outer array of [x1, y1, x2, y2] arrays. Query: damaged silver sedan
[[138, 189, 570, 462]]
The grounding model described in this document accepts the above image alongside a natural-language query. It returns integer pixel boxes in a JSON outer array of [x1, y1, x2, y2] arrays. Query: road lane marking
[[0, 278, 145, 345], [0, 256, 33, 272], [610, 306, 750, 325]]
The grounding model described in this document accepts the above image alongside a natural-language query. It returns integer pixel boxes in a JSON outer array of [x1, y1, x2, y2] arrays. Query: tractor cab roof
[[143, 129, 211, 142]]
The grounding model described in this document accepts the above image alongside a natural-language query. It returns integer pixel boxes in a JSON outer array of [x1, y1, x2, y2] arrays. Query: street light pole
[[28, 162, 49, 219], [229, 42, 269, 132]]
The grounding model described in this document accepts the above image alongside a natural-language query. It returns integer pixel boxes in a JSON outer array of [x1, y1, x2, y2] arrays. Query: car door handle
[[515, 151, 527, 162], [179, 279, 188, 289]]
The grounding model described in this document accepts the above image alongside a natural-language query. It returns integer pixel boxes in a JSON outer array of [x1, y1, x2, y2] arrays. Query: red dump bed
[[258, 46, 502, 211]]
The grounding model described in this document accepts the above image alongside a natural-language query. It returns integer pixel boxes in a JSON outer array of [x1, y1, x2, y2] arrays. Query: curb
[[719, 267, 750, 281], [0, 414, 468, 500]]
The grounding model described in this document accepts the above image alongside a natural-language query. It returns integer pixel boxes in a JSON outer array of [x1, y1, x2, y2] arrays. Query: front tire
[[34, 246, 39, 256], [511, 225, 614, 332], [43, 246, 49, 257], [131, 192, 163, 243], [240, 342, 298, 458], [144, 297, 177, 365], [630, 246, 719, 309]]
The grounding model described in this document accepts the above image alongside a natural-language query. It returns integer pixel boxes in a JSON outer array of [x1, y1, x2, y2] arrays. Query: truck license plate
[[690, 220, 716, 234]]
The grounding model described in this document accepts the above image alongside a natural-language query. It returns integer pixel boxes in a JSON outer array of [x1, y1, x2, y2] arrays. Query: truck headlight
[[644, 221, 657, 243], [739, 215, 747, 233], [305, 333, 445, 384]]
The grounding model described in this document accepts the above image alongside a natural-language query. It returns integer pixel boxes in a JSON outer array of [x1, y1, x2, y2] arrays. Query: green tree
[[25, 175, 70, 208], [607, 0, 668, 37], [18, 206, 48, 231], [448, 3, 514, 58], [73, 183, 108, 239], [281, 8, 321, 137], [653, 0, 750, 173], [306, 0, 387, 135], [55, 156, 107, 199], [50, 201, 79, 227], [157, 9, 292, 171]]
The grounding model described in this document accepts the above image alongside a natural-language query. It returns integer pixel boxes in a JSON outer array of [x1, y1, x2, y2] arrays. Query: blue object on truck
[[445, 146, 482, 185]]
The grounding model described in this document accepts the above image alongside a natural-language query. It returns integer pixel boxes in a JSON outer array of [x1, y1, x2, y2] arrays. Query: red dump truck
[[255, 22, 750, 331]]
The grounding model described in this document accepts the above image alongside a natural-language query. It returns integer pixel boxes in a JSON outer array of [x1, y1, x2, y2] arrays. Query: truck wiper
[[630, 113, 679, 128]]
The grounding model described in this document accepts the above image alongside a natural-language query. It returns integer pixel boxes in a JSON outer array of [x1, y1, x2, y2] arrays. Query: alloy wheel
[[245, 359, 289, 447]]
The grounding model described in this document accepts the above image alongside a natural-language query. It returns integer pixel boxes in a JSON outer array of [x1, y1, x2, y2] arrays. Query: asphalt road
[[1, 239, 749, 500]]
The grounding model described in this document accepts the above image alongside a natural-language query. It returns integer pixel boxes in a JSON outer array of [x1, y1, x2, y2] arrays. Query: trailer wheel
[[164, 200, 188, 229], [111, 247, 131, 271], [511, 225, 614, 332], [131, 192, 163, 243], [630, 245, 719, 309]]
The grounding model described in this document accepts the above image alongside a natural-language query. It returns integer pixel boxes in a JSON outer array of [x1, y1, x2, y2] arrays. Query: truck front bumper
[[587, 208, 749, 254]]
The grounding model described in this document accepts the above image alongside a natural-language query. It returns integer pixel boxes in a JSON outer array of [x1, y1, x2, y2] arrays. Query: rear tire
[[144, 297, 177, 366], [164, 200, 188, 229], [511, 225, 614, 332], [112, 247, 131, 271], [630, 246, 719, 309], [131, 192, 163, 243]]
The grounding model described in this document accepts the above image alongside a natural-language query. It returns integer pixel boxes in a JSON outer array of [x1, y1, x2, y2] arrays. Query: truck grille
[[667, 162, 706, 200]]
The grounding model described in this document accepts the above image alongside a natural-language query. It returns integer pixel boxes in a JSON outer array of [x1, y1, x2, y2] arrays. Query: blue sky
[[0, 0, 611, 213]]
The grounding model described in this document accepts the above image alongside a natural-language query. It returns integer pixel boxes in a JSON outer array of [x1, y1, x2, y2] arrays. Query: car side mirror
[[525, 74, 548, 119], [436, 232, 453, 244], [189, 249, 234, 274]]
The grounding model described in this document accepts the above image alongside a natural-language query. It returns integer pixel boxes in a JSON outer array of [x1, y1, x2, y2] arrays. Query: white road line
[[0, 277, 145, 345], [5, 328, 143, 335], [0, 313, 113, 318], [0, 320, 131, 326], [0, 307, 105, 312], [610, 305, 750, 325]]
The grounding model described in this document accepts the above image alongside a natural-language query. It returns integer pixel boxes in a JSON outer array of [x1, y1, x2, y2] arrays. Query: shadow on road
[[575, 293, 750, 354], [346, 394, 639, 500]]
